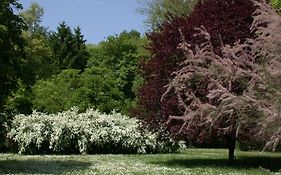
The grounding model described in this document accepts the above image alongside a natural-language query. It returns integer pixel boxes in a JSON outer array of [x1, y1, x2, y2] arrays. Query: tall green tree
[[19, 2, 46, 37], [137, 0, 198, 29], [49, 22, 89, 71], [19, 2, 54, 80], [0, 0, 27, 147], [88, 30, 149, 113], [71, 27, 90, 70], [0, 0, 27, 110], [5, 2, 54, 115]]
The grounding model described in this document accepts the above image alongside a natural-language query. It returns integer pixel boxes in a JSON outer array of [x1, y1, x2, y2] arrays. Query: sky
[[19, 0, 147, 44]]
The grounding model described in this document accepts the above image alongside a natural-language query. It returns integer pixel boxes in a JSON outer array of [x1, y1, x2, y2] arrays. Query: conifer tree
[[49, 22, 89, 71]]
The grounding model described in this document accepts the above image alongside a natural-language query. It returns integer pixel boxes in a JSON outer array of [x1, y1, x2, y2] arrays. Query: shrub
[[8, 107, 180, 154]]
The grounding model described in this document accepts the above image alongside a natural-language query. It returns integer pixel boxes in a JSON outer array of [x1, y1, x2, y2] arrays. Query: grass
[[0, 149, 281, 175]]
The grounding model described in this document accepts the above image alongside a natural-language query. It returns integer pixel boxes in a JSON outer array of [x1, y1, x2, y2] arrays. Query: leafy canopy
[[0, 0, 27, 147], [32, 30, 148, 114], [0, 0, 27, 109], [87, 30, 149, 113], [137, 0, 198, 29], [5, 2, 55, 115]]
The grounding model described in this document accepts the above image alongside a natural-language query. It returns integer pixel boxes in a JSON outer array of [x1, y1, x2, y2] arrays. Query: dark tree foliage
[[71, 27, 90, 70], [0, 0, 27, 109], [49, 22, 89, 71], [136, 0, 257, 141], [0, 0, 27, 148], [4, 3, 56, 116]]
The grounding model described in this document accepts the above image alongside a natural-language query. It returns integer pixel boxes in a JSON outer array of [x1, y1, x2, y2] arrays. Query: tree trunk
[[228, 137, 236, 164]]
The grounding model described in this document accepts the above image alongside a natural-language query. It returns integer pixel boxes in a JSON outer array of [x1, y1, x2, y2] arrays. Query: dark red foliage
[[136, 0, 257, 135]]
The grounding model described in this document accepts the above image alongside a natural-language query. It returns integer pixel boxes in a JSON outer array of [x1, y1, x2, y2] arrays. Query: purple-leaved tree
[[161, 0, 281, 163]]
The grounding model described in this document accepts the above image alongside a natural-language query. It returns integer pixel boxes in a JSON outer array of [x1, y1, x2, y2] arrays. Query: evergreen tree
[[70, 27, 89, 70], [49, 22, 89, 71]]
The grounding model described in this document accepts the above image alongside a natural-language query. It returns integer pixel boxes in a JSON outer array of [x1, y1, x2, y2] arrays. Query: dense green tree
[[32, 69, 82, 113], [12, 34, 54, 115], [32, 30, 148, 114], [0, 0, 27, 110], [22, 33, 55, 79], [0, 0, 27, 147], [5, 3, 55, 115], [49, 22, 89, 71], [19, 2, 54, 80], [87, 30, 149, 113], [79, 66, 124, 113], [71, 27, 90, 70], [5, 82, 33, 115], [137, 0, 198, 29], [32, 68, 123, 114]]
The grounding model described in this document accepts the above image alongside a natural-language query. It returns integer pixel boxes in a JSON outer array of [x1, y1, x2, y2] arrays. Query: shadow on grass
[[0, 159, 92, 174], [151, 155, 281, 172]]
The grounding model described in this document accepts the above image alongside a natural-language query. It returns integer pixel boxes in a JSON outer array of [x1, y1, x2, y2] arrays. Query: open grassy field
[[0, 149, 281, 175]]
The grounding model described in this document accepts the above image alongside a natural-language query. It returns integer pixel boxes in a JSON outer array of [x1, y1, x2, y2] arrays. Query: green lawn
[[0, 149, 281, 175]]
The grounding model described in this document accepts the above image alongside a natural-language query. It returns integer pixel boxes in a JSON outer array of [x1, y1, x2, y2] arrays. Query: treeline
[[2, 2, 149, 117]]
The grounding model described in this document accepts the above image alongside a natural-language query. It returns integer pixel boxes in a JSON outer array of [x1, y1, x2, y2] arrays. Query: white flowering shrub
[[8, 107, 181, 154]]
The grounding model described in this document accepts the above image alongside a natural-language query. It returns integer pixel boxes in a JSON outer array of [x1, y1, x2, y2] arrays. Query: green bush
[[8, 107, 181, 154]]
